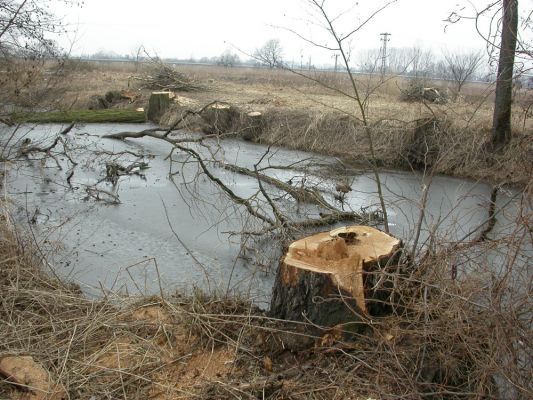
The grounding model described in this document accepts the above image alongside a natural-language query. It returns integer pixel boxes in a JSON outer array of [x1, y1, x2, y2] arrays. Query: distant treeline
[[77, 47, 533, 85]]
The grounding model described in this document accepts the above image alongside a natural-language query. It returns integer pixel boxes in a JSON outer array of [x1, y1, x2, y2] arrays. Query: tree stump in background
[[406, 117, 442, 169], [199, 104, 264, 139], [201, 102, 240, 135], [270, 226, 402, 330], [241, 111, 264, 141], [147, 91, 173, 122]]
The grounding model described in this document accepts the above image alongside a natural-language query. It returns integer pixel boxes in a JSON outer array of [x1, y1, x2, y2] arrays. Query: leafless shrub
[[442, 50, 485, 99]]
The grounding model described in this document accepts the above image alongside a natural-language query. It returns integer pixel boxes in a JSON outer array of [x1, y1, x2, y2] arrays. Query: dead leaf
[[263, 356, 273, 372]]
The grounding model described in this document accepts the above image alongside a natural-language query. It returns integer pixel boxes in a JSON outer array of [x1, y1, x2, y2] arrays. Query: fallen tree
[[103, 123, 376, 239]]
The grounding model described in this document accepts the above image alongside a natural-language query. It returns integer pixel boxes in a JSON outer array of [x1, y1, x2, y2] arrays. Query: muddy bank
[[159, 102, 532, 187]]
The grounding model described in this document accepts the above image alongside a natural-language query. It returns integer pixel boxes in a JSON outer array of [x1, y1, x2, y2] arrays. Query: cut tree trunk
[[270, 226, 402, 330], [407, 117, 441, 168], [147, 91, 174, 122], [241, 111, 264, 141], [200, 102, 239, 135]]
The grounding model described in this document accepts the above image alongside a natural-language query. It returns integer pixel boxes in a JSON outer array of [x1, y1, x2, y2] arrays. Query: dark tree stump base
[[270, 226, 402, 332]]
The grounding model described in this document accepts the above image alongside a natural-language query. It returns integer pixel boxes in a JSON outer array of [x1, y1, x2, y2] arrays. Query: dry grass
[[261, 108, 531, 185], [0, 210, 245, 399], [2, 61, 500, 115], [1, 190, 531, 399], [2, 59, 529, 184]]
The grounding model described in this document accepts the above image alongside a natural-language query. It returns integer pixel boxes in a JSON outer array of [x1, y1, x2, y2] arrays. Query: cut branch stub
[[270, 226, 402, 330]]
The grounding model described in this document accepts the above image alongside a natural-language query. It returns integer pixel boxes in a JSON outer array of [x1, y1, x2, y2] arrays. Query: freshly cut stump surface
[[270, 226, 402, 329], [0, 356, 66, 400], [242, 111, 264, 141]]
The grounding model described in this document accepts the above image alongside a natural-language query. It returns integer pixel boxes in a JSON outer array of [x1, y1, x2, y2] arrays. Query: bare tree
[[129, 44, 145, 72], [253, 39, 283, 68], [387, 47, 413, 74], [0, 0, 71, 58], [445, 0, 522, 149], [443, 50, 485, 98], [382, 46, 437, 77], [0, 1, 79, 108], [356, 48, 381, 73], [282, 0, 397, 233], [407, 46, 434, 77], [217, 50, 240, 67]]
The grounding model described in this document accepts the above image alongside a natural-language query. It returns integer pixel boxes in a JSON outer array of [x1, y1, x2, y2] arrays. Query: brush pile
[[133, 62, 205, 92], [400, 79, 449, 104]]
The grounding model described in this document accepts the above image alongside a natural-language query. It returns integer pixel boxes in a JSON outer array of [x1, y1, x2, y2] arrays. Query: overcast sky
[[53, 0, 527, 65]]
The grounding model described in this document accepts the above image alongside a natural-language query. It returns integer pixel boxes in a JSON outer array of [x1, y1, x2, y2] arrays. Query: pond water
[[3, 123, 529, 303]]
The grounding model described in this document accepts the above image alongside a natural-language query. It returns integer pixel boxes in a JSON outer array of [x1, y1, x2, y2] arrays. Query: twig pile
[[133, 62, 205, 92], [399, 79, 449, 104]]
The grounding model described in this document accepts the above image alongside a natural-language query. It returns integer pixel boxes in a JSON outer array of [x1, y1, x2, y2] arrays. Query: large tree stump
[[147, 91, 174, 122], [270, 226, 402, 330]]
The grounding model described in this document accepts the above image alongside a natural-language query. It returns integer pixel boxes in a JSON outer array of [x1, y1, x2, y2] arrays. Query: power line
[[380, 32, 391, 77]]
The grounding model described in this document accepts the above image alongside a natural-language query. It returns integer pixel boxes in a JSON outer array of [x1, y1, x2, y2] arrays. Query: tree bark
[[147, 91, 173, 122], [270, 226, 402, 331], [241, 111, 264, 141], [200, 102, 239, 135], [492, 0, 518, 149]]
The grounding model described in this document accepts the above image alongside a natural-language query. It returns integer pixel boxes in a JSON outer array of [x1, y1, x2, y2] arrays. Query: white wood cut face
[[284, 225, 401, 314]]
